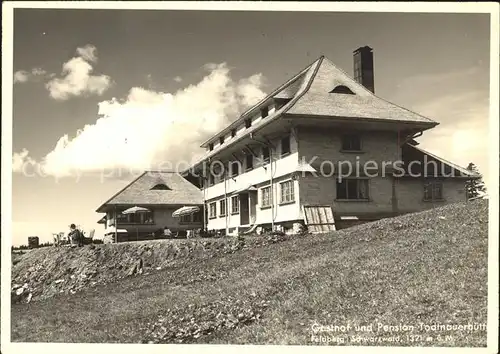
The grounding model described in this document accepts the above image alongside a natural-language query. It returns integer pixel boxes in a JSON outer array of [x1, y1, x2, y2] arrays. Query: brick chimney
[[353, 46, 375, 93]]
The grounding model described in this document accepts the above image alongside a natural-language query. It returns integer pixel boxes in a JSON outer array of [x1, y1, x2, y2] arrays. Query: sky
[[8, 8, 492, 246]]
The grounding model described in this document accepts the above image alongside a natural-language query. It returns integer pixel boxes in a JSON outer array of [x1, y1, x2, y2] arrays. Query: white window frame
[[209, 202, 217, 219], [279, 180, 295, 204], [261, 186, 272, 208], [231, 195, 240, 214], [219, 199, 227, 217]]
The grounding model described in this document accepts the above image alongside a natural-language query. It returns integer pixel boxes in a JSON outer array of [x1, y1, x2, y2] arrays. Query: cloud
[[13, 63, 266, 178], [76, 44, 97, 63], [14, 44, 111, 100], [173, 76, 183, 83], [13, 68, 50, 83], [45, 45, 112, 100], [413, 90, 491, 188], [237, 73, 266, 106], [12, 148, 36, 171], [388, 64, 491, 189], [14, 70, 30, 83]]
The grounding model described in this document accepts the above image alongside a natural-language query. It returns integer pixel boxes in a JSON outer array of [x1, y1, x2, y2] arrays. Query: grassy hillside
[[11, 200, 488, 346]]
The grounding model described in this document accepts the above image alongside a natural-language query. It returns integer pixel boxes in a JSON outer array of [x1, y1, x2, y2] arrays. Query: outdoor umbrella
[[123, 206, 151, 241], [172, 206, 200, 218]]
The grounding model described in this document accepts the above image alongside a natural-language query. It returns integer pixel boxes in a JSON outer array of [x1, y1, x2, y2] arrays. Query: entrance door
[[240, 193, 249, 225], [249, 191, 257, 224]]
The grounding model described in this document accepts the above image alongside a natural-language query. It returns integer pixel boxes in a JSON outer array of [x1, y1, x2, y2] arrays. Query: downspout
[[200, 174, 206, 233], [224, 165, 228, 236], [250, 132, 275, 232], [270, 148, 275, 232], [114, 206, 118, 243]]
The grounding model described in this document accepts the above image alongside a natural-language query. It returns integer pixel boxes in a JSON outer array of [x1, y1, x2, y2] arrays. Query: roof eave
[[199, 56, 324, 149], [185, 57, 325, 173], [281, 112, 439, 129]]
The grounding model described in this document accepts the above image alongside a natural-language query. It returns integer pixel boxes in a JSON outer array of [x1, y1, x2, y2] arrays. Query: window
[[142, 212, 154, 224], [245, 153, 253, 170], [330, 85, 355, 94], [219, 199, 227, 217], [424, 181, 443, 201], [230, 161, 240, 177], [231, 129, 236, 138], [219, 136, 225, 145], [193, 211, 202, 223], [261, 186, 272, 208], [281, 136, 291, 156], [341, 134, 362, 151], [209, 143, 214, 151], [209, 202, 216, 219], [261, 106, 269, 118], [231, 195, 240, 214], [245, 118, 252, 128], [181, 211, 202, 223], [262, 146, 270, 163], [118, 211, 154, 224], [280, 180, 295, 204], [336, 178, 369, 200], [151, 183, 171, 190]]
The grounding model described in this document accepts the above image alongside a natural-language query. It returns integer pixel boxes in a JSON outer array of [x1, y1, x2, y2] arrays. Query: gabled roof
[[186, 56, 324, 171], [284, 57, 438, 124], [403, 144, 479, 178], [185, 53, 440, 172], [199, 56, 319, 148], [96, 171, 203, 212]]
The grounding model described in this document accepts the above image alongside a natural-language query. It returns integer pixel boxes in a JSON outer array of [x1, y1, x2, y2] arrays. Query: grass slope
[[11, 200, 488, 346]]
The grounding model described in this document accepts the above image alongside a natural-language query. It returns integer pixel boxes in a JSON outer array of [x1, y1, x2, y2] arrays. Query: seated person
[[163, 226, 172, 237], [68, 223, 83, 247]]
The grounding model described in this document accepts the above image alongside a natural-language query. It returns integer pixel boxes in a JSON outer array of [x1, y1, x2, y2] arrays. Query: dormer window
[[245, 118, 252, 128], [151, 183, 171, 190], [330, 85, 355, 95], [261, 106, 269, 118], [219, 136, 225, 145], [209, 143, 214, 151]]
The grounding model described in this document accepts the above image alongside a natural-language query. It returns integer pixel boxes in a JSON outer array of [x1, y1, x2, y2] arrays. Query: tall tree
[[465, 163, 487, 199]]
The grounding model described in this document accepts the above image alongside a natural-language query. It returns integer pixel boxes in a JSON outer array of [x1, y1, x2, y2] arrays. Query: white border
[[2, 2, 499, 354]]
